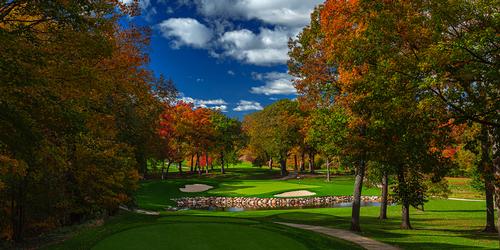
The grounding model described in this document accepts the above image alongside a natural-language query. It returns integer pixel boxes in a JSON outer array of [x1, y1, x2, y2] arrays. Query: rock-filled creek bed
[[171, 196, 392, 211]]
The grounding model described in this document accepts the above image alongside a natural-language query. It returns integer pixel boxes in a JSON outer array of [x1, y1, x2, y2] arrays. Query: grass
[[136, 171, 379, 210], [167, 199, 498, 249], [47, 163, 499, 249], [45, 212, 362, 250], [447, 177, 485, 199]]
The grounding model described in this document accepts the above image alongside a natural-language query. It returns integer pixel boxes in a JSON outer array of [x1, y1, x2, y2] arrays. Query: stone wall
[[173, 196, 387, 209]]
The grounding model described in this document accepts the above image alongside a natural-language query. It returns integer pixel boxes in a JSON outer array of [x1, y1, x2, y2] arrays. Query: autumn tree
[[330, 0, 499, 232], [243, 112, 275, 170], [0, 1, 159, 243], [291, 0, 456, 232], [422, 0, 500, 234], [243, 100, 301, 176]]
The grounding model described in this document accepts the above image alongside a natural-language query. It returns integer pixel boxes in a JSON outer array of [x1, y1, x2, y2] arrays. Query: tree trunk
[[190, 154, 194, 173], [205, 152, 209, 174], [280, 156, 287, 177], [166, 162, 171, 178], [489, 126, 500, 242], [398, 170, 412, 229], [326, 157, 331, 182], [269, 157, 273, 170], [161, 160, 166, 180], [309, 152, 315, 173], [178, 161, 183, 175], [480, 125, 497, 232], [401, 202, 412, 229], [350, 158, 365, 232], [300, 152, 305, 172], [379, 172, 388, 220], [294, 154, 298, 174], [136, 150, 147, 177], [196, 152, 201, 175], [221, 151, 225, 174], [484, 180, 497, 232]]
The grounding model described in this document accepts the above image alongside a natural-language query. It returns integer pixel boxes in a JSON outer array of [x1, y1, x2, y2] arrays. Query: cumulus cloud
[[191, 0, 322, 27], [159, 18, 213, 48], [219, 27, 293, 65], [154, 0, 321, 65], [250, 72, 297, 96], [233, 100, 264, 111]]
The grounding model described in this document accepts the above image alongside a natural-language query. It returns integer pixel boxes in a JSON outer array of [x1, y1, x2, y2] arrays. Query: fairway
[[92, 223, 309, 250]]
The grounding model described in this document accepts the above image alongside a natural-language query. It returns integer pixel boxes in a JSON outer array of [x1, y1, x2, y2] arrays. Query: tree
[[306, 108, 349, 182], [243, 100, 301, 176], [211, 111, 244, 174], [422, 0, 499, 235], [0, 1, 158, 243], [243, 112, 274, 170], [317, 0, 373, 232]]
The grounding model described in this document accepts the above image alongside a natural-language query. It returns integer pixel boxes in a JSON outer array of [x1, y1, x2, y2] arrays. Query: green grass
[[93, 223, 308, 250], [46, 212, 362, 250], [447, 177, 484, 199], [47, 163, 498, 249], [166, 199, 498, 249], [136, 174, 379, 210]]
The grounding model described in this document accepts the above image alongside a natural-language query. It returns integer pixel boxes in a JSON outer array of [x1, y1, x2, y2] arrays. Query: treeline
[[155, 101, 245, 178], [0, 1, 172, 243], [245, 0, 499, 238]]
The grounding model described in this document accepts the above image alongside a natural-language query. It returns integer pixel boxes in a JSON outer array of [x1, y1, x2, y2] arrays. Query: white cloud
[[180, 97, 227, 106], [250, 72, 297, 96], [219, 27, 293, 65], [155, 0, 320, 66], [159, 18, 213, 48], [192, 0, 322, 28], [179, 97, 228, 112], [234, 100, 264, 111], [227, 70, 235, 75], [213, 105, 228, 112]]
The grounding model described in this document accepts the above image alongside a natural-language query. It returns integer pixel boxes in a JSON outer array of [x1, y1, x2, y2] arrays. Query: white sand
[[274, 190, 316, 197], [179, 184, 213, 193]]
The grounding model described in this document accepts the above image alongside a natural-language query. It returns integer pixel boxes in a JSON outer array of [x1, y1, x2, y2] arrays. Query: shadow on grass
[[395, 242, 491, 249], [256, 211, 498, 249], [424, 209, 486, 213]]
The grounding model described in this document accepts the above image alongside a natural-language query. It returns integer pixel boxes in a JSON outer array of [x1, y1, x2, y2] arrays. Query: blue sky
[[121, 0, 322, 118]]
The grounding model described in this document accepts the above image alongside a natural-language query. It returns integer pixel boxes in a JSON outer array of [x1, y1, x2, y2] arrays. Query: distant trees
[[158, 102, 244, 176], [243, 100, 301, 176], [306, 108, 349, 182], [211, 111, 246, 174]]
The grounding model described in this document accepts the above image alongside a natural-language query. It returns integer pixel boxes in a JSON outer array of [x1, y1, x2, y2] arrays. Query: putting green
[[209, 181, 318, 196], [92, 223, 308, 250]]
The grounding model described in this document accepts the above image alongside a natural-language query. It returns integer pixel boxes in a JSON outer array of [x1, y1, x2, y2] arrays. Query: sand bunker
[[274, 190, 316, 197], [179, 184, 213, 193]]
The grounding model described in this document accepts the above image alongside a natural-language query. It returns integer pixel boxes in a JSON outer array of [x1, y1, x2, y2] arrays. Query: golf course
[[2, 1, 499, 249], [43, 164, 498, 250]]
